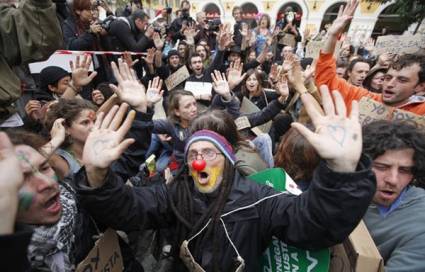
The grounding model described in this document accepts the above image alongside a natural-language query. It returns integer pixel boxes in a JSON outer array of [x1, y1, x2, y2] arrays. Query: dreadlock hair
[[166, 154, 236, 270]]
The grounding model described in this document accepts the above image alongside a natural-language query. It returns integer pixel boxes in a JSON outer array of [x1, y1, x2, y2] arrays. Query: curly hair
[[362, 120, 425, 187]]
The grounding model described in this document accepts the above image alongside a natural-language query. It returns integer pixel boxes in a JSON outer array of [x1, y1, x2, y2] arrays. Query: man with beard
[[316, 0, 425, 115], [362, 120, 425, 271]]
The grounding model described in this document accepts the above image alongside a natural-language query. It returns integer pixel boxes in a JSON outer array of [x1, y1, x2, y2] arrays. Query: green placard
[[249, 168, 330, 272]]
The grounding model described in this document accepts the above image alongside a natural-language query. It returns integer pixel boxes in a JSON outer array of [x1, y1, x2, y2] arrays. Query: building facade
[[186, 0, 402, 40]]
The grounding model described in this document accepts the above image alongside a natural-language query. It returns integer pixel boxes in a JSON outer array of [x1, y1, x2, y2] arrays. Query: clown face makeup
[[188, 141, 225, 194]]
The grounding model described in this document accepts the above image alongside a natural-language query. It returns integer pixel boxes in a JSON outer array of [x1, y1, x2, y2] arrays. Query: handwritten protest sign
[[76, 229, 123, 272], [249, 168, 330, 272], [375, 34, 425, 56], [358, 97, 425, 130], [305, 40, 341, 59], [235, 116, 251, 130], [165, 65, 190, 91]]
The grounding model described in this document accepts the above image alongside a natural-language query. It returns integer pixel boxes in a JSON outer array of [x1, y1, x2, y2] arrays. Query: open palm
[[109, 59, 147, 112], [328, 0, 358, 35], [83, 104, 135, 169], [292, 85, 362, 172]]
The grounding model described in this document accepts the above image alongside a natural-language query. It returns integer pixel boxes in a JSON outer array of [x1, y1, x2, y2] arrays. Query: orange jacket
[[315, 52, 425, 115]]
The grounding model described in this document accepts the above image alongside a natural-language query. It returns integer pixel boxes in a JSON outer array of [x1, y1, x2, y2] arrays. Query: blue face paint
[[18, 191, 34, 211]]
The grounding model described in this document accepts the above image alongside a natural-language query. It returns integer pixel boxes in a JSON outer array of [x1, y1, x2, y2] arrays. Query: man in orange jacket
[[315, 0, 425, 115]]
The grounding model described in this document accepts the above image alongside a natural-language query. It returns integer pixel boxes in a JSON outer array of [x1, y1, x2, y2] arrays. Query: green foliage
[[376, 0, 425, 32]]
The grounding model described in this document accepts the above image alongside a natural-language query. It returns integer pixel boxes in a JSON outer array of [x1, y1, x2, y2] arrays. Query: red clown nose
[[192, 160, 206, 171]]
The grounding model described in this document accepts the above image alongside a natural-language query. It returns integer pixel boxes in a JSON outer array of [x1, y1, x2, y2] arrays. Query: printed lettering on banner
[[165, 66, 190, 91], [249, 168, 330, 272], [76, 228, 123, 272]]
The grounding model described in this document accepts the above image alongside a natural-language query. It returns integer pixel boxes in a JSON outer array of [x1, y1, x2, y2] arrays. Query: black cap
[[167, 49, 179, 59], [39, 66, 69, 91]]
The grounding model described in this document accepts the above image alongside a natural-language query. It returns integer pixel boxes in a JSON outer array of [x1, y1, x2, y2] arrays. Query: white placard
[[184, 81, 212, 97]]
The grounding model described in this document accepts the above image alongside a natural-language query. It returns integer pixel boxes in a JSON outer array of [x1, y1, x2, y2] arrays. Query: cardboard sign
[[279, 33, 296, 47], [375, 34, 425, 56], [358, 97, 425, 130], [240, 97, 272, 135], [29, 51, 94, 73], [249, 168, 330, 272], [305, 40, 341, 59], [235, 116, 251, 130], [76, 229, 124, 272], [165, 65, 190, 91], [184, 81, 212, 97], [329, 221, 384, 272]]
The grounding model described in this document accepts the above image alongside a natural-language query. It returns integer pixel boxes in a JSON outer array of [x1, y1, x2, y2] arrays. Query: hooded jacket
[[75, 155, 376, 271]]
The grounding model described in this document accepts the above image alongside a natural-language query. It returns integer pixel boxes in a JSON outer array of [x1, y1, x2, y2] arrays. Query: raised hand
[[153, 32, 164, 49], [328, 0, 359, 36], [227, 59, 247, 90], [109, 59, 147, 112], [183, 23, 199, 44], [25, 100, 42, 121], [70, 54, 98, 89], [268, 63, 279, 84], [142, 48, 156, 65], [211, 70, 231, 100], [146, 77, 164, 107], [218, 24, 233, 51], [292, 85, 362, 172], [0, 132, 23, 234], [284, 53, 304, 90], [303, 64, 316, 85], [49, 118, 66, 147], [239, 23, 249, 37], [122, 52, 139, 68], [83, 104, 136, 188], [275, 74, 289, 98]]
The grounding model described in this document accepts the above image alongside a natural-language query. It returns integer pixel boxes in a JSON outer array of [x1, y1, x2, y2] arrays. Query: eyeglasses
[[187, 149, 222, 162]]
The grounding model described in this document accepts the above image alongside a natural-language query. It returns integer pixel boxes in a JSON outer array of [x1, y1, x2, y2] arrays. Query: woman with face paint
[[76, 78, 377, 271]]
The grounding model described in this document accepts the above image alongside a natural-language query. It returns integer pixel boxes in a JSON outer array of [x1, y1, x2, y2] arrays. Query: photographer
[[104, 9, 154, 52], [168, 0, 195, 43], [194, 11, 218, 50]]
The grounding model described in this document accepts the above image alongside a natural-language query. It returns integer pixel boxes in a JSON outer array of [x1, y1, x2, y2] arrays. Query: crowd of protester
[[1, 0, 425, 271]]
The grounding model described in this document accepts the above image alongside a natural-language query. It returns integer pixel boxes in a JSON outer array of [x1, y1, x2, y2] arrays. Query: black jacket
[[106, 17, 153, 52], [0, 225, 32, 272], [75, 156, 376, 271]]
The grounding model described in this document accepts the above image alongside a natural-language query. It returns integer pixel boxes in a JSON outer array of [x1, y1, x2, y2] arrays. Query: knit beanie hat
[[185, 130, 236, 165], [167, 49, 179, 59], [40, 66, 69, 91]]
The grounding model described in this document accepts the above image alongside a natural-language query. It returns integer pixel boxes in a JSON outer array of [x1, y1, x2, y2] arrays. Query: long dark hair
[[167, 158, 235, 270]]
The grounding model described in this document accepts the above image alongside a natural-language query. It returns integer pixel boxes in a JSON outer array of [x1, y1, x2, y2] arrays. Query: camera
[[100, 15, 116, 32], [207, 19, 221, 32]]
